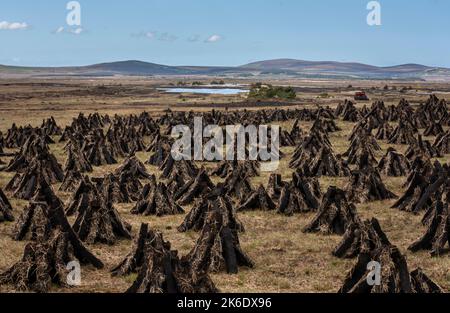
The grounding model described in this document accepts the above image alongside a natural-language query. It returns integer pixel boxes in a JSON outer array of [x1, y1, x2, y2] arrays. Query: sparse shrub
[[248, 83, 296, 100]]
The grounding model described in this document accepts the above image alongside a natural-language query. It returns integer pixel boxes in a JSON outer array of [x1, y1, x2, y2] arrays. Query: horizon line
[[0, 58, 447, 70]]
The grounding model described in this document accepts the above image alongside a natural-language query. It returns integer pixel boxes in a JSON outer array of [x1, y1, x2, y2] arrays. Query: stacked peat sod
[[4, 136, 64, 200], [113, 221, 218, 293], [177, 187, 253, 274], [339, 224, 443, 293], [276, 171, 322, 215], [72, 179, 132, 245], [0, 178, 103, 292], [405, 135, 441, 160], [237, 184, 276, 212], [131, 174, 184, 216], [392, 161, 448, 213], [344, 129, 380, 170], [0, 96, 449, 293], [378, 148, 411, 177], [433, 130, 450, 155], [346, 167, 397, 204], [59, 140, 91, 192], [408, 168, 450, 256], [146, 133, 173, 166], [0, 188, 14, 222], [95, 155, 152, 204], [289, 121, 350, 177], [303, 187, 359, 235]]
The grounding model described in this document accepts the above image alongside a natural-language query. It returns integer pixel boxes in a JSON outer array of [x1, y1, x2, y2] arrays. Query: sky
[[0, 0, 449, 68]]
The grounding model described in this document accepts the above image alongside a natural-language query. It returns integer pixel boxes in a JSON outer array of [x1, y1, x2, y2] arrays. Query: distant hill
[[240, 59, 447, 79], [1, 59, 449, 80]]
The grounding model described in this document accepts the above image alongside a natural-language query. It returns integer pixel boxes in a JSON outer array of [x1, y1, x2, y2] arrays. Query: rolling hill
[[1, 59, 449, 80]]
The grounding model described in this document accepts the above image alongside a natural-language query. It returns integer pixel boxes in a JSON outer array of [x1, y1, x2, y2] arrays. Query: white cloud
[[0, 21, 29, 30], [188, 35, 201, 42], [205, 34, 222, 43], [132, 31, 177, 42], [158, 32, 178, 42], [53, 26, 84, 35], [70, 27, 83, 35]]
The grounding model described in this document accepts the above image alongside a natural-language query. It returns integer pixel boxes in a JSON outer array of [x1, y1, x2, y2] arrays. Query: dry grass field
[[0, 78, 449, 293]]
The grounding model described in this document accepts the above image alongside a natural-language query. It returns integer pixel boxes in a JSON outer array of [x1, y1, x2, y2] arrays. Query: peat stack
[[188, 201, 254, 274], [409, 268, 444, 293], [160, 155, 199, 180], [347, 130, 381, 153], [409, 191, 450, 256], [210, 160, 260, 178], [106, 125, 146, 157], [279, 128, 296, 146], [333, 218, 390, 259], [10, 178, 103, 268], [289, 119, 303, 143], [72, 187, 132, 245], [317, 118, 341, 133], [11, 181, 63, 241], [303, 186, 359, 235], [146, 136, 172, 166], [82, 130, 117, 166], [388, 121, 417, 145], [178, 190, 244, 233], [424, 121, 444, 137], [5, 158, 64, 200], [377, 148, 411, 177], [433, 131, 450, 155], [392, 162, 446, 213], [222, 168, 254, 201], [41, 116, 62, 136], [0, 135, 4, 157], [101, 172, 143, 203], [5, 126, 54, 149], [65, 176, 98, 216], [166, 170, 186, 194], [346, 168, 397, 204], [0, 188, 14, 222], [405, 135, 440, 160], [288, 147, 313, 170], [64, 142, 93, 173], [341, 100, 362, 122], [174, 168, 215, 205], [339, 243, 443, 293], [403, 156, 434, 188], [122, 223, 218, 293], [237, 185, 276, 212], [307, 146, 351, 177], [111, 223, 155, 276], [278, 171, 322, 215], [4, 136, 63, 176], [59, 166, 83, 192], [267, 174, 287, 201], [375, 122, 393, 140], [347, 145, 378, 170], [289, 130, 331, 168], [114, 155, 151, 179], [0, 228, 81, 292], [131, 175, 184, 216]]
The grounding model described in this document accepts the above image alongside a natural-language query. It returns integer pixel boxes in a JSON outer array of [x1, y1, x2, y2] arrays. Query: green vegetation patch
[[248, 83, 296, 100]]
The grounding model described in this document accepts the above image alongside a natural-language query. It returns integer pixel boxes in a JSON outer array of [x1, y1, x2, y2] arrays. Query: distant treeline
[[248, 83, 296, 99]]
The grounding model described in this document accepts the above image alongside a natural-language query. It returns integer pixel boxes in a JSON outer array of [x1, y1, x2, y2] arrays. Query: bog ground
[[0, 78, 449, 293]]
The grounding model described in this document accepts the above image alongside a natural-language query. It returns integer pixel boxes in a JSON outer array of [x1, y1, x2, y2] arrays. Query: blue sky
[[0, 0, 449, 67]]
